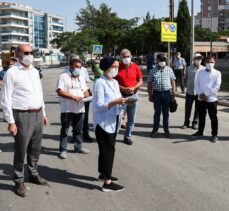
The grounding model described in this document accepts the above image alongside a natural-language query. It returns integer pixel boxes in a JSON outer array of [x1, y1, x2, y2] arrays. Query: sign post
[[93, 45, 103, 55], [161, 21, 177, 66]]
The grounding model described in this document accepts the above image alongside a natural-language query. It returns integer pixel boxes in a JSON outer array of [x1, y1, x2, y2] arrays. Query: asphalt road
[[0, 67, 229, 211]]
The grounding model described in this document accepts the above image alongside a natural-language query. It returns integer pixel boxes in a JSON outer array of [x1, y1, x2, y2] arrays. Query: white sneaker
[[59, 151, 67, 159], [75, 147, 90, 154]]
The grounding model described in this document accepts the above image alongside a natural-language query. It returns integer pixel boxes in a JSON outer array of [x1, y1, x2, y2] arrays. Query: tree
[[176, 0, 191, 64], [50, 31, 97, 57], [75, 0, 138, 54], [195, 26, 219, 41]]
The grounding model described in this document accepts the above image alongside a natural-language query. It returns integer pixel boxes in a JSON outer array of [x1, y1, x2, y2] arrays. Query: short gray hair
[[120, 49, 131, 59]]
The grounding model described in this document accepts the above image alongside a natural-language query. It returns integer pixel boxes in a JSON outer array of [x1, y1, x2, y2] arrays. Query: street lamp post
[[190, 0, 194, 64], [210, 0, 213, 55]]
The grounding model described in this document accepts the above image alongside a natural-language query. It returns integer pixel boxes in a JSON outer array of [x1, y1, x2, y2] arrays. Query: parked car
[[60, 57, 68, 66]]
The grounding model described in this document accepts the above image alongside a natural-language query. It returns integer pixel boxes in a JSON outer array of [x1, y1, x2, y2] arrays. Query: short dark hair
[[205, 55, 215, 63], [69, 58, 81, 66]]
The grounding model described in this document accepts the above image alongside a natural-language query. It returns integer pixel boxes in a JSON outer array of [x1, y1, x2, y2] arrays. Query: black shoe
[[191, 131, 203, 138], [124, 138, 133, 145], [150, 130, 158, 137], [29, 175, 49, 186], [15, 181, 28, 197], [210, 136, 219, 143], [164, 130, 171, 137], [83, 133, 94, 142], [102, 182, 124, 192], [98, 175, 118, 182]]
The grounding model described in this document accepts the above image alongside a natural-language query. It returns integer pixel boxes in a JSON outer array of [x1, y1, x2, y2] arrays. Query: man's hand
[[8, 123, 17, 136], [149, 96, 154, 103], [72, 96, 83, 102], [199, 93, 208, 101], [127, 87, 135, 94], [43, 116, 48, 125]]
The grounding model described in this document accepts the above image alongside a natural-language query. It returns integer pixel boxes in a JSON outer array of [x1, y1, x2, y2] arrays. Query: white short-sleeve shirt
[[56, 71, 88, 113]]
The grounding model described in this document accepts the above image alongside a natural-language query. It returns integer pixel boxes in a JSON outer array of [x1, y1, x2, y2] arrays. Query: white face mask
[[107, 68, 118, 78], [122, 57, 131, 65], [72, 68, 81, 76], [158, 61, 166, 67], [22, 55, 34, 66], [206, 63, 214, 71], [194, 60, 202, 66]]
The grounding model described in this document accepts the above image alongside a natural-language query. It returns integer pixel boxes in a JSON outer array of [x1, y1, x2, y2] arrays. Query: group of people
[[147, 52, 221, 143], [0, 44, 222, 196]]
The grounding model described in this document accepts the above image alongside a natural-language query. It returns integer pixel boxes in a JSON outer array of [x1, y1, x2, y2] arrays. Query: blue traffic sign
[[93, 45, 103, 54]]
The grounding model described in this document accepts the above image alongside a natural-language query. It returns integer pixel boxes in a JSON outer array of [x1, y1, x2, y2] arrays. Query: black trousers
[[95, 125, 116, 180], [184, 94, 199, 126], [174, 69, 185, 92], [198, 100, 218, 136]]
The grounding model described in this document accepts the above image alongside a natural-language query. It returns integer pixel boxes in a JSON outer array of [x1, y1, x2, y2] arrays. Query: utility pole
[[190, 0, 194, 64], [168, 0, 174, 66], [210, 0, 213, 55]]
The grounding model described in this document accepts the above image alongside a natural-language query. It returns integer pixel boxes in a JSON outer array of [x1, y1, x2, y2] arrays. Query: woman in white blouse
[[92, 56, 129, 192]]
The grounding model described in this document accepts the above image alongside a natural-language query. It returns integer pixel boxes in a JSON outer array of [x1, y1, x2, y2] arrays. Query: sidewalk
[[139, 81, 229, 107]]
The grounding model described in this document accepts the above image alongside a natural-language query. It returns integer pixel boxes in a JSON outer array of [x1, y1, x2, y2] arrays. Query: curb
[[139, 87, 229, 107]]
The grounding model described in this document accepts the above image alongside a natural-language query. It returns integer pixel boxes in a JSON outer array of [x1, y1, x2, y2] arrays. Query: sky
[[5, 0, 200, 31]]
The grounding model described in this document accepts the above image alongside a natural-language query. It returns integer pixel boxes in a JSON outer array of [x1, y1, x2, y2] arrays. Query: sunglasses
[[24, 51, 33, 55]]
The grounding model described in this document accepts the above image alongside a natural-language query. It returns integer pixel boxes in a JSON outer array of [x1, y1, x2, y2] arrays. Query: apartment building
[[0, 2, 65, 52], [200, 0, 229, 32]]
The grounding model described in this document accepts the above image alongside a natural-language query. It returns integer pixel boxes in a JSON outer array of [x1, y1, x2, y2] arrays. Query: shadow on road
[[0, 142, 14, 152], [38, 165, 100, 191], [0, 164, 14, 193], [0, 163, 100, 192]]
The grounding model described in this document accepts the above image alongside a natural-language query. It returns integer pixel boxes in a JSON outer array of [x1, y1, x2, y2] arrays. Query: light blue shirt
[[92, 75, 124, 133]]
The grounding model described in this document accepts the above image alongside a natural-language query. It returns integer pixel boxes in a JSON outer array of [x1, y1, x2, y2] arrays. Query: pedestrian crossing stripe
[[93, 45, 103, 54]]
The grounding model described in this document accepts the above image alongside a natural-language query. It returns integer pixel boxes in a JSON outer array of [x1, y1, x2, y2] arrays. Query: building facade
[[200, 0, 229, 32], [0, 2, 64, 52]]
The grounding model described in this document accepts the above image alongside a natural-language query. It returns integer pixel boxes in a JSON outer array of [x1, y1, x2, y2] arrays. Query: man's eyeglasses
[[24, 51, 33, 55]]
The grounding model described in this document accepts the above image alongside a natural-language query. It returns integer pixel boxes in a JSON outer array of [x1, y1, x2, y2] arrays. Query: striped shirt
[[147, 65, 176, 91]]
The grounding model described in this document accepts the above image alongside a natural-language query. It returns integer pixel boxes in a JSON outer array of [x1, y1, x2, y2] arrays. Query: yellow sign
[[161, 22, 177, 42]]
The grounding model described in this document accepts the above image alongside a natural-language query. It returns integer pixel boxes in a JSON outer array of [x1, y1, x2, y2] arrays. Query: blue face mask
[[72, 68, 81, 76]]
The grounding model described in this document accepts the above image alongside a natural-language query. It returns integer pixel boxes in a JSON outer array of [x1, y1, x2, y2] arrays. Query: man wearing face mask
[[1, 44, 49, 197], [181, 53, 205, 130], [173, 52, 186, 93], [147, 54, 176, 137], [56, 58, 90, 159], [115, 49, 143, 145], [192, 56, 221, 143]]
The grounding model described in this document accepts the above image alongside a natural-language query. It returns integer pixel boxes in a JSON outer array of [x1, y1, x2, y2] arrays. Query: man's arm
[[56, 89, 82, 102]]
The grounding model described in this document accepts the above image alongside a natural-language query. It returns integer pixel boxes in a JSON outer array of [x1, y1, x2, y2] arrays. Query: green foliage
[[75, 0, 138, 54], [176, 0, 191, 64], [195, 26, 219, 41], [50, 31, 97, 57]]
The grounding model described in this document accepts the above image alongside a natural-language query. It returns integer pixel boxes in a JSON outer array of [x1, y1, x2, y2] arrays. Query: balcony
[[0, 22, 28, 28], [1, 39, 29, 44], [52, 21, 64, 26], [0, 13, 28, 20], [1, 30, 29, 36]]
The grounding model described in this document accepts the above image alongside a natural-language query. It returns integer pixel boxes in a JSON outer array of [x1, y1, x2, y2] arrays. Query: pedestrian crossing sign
[[161, 22, 177, 42], [93, 45, 103, 54]]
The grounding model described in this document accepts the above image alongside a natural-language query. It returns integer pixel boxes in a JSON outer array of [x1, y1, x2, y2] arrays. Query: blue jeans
[[153, 90, 171, 132], [60, 112, 84, 152], [124, 99, 138, 139]]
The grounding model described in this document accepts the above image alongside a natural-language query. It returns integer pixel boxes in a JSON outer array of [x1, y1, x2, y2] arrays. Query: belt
[[153, 90, 170, 93], [13, 107, 42, 113]]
